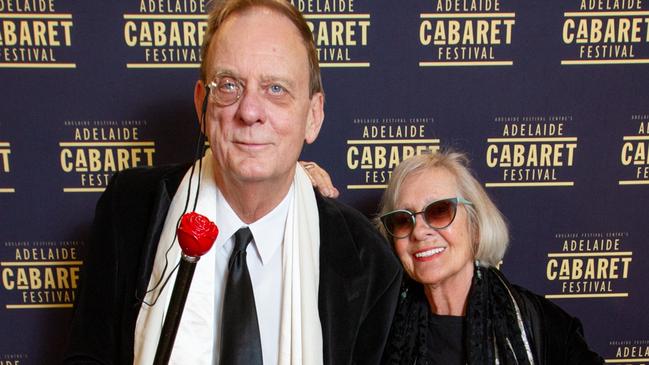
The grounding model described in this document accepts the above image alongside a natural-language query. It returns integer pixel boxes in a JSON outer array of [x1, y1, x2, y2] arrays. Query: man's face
[[197, 7, 324, 188]]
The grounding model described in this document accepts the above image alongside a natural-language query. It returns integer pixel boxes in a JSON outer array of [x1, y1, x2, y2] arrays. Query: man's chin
[[234, 165, 296, 185], [230, 166, 275, 182]]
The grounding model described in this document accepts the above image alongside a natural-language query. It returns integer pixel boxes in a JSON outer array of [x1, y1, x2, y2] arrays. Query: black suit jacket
[[64, 164, 402, 365]]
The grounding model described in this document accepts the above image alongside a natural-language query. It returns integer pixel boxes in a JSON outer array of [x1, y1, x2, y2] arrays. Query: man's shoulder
[[316, 194, 384, 241], [315, 193, 399, 268], [104, 163, 191, 199], [96, 163, 191, 219], [110, 163, 190, 191]]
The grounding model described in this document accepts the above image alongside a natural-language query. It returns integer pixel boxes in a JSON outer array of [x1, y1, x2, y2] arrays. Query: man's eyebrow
[[211, 68, 238, 78], [259, 74, 296, 88]]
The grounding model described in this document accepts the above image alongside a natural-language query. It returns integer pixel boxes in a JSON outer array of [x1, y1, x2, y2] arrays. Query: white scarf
[[133, 151, 323, 365]]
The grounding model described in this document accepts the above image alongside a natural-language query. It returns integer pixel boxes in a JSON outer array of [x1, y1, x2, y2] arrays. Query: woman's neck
[[423, 262, 474, 316]]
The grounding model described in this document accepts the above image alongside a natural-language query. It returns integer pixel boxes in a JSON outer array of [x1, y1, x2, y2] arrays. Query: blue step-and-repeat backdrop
[[1, 0, 648, 363]]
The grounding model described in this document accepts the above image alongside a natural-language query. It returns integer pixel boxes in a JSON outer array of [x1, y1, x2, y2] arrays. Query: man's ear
[[194, 80, 207, 127], [305, 92, 324, 144]]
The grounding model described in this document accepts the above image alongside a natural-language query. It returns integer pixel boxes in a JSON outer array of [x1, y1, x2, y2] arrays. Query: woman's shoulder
[[486, 269, 577, 327], [511, 284, 575, 323], [510, 283, 604, 365]]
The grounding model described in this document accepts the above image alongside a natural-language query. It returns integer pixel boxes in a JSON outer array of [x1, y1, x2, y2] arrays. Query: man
[[63, 0, 401, 364]]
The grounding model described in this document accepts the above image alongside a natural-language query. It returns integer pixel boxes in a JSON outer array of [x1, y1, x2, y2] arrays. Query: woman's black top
[[426, 313, 466, 365], [382, 266, 605, 365]]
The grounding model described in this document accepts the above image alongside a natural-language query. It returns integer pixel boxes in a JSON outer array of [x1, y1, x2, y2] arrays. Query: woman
[[376, 150, 603, 364]]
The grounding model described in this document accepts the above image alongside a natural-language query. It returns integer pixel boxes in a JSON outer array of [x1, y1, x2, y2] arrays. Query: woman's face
[[392, 167, 474, 290]]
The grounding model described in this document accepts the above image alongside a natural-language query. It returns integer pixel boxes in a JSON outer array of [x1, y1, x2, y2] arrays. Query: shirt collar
[[213, 184, 293, 265]]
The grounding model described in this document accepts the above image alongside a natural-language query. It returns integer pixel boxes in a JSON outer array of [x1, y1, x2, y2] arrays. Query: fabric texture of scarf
[[133, 150, 323, 364], [383, 263, 535, 365]]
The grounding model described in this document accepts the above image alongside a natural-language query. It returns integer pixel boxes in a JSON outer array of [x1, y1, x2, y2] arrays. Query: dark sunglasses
[[379, 197, 473, 238]]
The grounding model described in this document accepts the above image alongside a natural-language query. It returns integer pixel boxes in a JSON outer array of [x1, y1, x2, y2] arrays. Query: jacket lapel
[[316, 193, 369, 364], [134, 164, 190, 302]]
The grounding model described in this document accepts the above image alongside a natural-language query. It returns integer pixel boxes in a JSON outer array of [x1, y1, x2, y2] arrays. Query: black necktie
[[220, 227, 263, 365]]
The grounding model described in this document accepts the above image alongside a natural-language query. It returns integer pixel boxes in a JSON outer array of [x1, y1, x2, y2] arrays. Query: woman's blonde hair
[[378, 149, 509, 267]]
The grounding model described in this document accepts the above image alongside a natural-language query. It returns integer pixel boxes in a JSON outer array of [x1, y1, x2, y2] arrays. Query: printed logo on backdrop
[[1, 240, 82, 309], [0, 0, 75, 68], [545, 232, 632, 299], [291, 0, 371, 67], [419, 0, 516, 67], [619, 113, 649, 185], [0, 139, 13, 193], [0, 352, 28, 365], [59, 120, 155, 192], [123, 0, 208, 68], [607, 339, 649, 364], [561, 0, 649, 65], [346, 117, 438, 190], [484, 115, 578, 188]]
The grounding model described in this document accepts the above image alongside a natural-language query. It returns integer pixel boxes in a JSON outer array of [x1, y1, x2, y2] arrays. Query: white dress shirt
[[210, 184, 293, 364]]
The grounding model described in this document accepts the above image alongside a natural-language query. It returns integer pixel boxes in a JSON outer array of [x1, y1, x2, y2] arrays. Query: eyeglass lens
[[424, 199, 456, 228], [384, 199, 457, 238], [209, 76, 241, 106]]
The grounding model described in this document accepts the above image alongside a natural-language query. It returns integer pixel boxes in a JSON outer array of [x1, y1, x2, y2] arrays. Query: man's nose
[[236, 87, 266, 125]]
